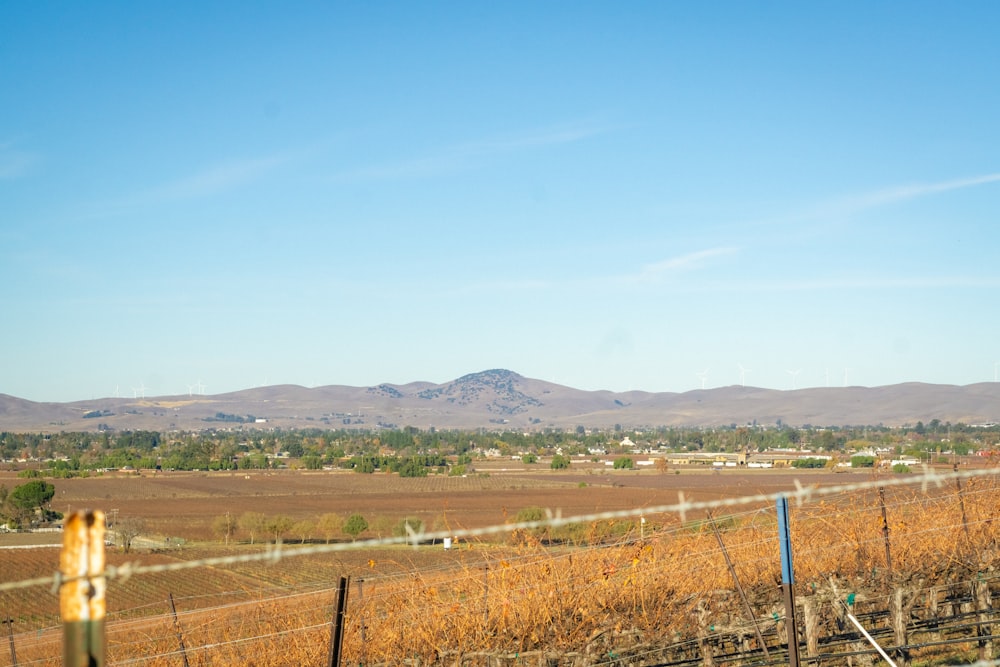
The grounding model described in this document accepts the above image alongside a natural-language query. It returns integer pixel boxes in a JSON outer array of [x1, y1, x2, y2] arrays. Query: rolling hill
[[1, 369, 999, 432]]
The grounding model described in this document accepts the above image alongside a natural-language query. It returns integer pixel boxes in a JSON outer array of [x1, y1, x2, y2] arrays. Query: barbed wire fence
[[2, 465, 999, 666]]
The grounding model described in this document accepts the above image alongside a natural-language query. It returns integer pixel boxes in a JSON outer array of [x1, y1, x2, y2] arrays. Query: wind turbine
[[995, 362, 999, 382], [196, 379, 206, 395], [786, 369, 801, 390], [186, 384, 195, 397], [696, 368, 709, 390], [738, 363, 751, 387], [138, 382, 146, 399], [842, 368, 851, 388]]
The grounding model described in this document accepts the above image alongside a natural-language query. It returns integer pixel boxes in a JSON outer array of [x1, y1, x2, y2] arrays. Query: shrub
[[343, 513, 368, 540], [892, 463, 912, 473], [613, 457, 634, 469], [851, 455, 876, 468], [397, 459, 428, 477], [550, 454, 570, 469]]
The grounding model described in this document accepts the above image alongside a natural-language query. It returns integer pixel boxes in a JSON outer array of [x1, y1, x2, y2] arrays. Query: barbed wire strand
[[2, 465, 997, 597]]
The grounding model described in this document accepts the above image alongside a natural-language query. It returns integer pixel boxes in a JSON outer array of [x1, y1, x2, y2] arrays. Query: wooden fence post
[[973, 576, 993, 661], [802, 597, 819, 664], [2, 617, 16, 667], [61, 510, 106, 667], [890, 587, 909, 667]]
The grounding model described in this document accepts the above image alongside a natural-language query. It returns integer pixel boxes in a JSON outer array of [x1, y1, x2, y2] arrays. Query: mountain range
[[2, 369, 999, 433]]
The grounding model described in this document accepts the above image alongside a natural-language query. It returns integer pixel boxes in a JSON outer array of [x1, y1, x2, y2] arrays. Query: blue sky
[[3, 3, 999, 402]]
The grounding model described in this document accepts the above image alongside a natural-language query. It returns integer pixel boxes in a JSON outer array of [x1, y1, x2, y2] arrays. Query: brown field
[[2, 465, 870, 544], [2, 465, 998, 665]]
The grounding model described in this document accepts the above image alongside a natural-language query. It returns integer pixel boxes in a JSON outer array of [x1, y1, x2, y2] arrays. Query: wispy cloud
[[701, 274, 1000, 293], [0, 142, 41, 179], [637, 247, 738, 278], [76, 152, 294, 220], [140, 154, 290, 202], [813, 172, 1000, 219], [335, 121, 614, 183], [438, 246, 738, 298], [615, 246, 739, 286]]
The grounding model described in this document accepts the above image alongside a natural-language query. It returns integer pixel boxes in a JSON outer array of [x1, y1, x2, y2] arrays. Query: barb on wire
[[1, 466, 997, 596]]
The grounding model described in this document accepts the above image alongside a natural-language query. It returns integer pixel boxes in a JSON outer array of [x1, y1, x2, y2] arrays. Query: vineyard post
[[168, 593, 190, 667], [483, 562, 489, 626], [878, 487, 892, 577], [357, 577, 367, 666], [776, 496, 801, 667], [2, 617, 16, 667], [707, 512, 769, 660], [953, 464, 971, 545], [60, 510, 106, 667], [327, 575, 351, 667], [974, 575, 994, 661]]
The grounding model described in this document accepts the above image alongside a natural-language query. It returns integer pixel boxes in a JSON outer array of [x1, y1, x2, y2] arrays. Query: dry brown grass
[[4, 469, 999, 665]]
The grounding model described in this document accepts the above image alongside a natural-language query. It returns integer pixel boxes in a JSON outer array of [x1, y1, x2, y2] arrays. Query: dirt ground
[[0, 466, 872, 545]]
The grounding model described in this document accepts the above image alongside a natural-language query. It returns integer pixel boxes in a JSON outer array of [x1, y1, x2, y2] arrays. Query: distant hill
[[1, 369, 999, 433]]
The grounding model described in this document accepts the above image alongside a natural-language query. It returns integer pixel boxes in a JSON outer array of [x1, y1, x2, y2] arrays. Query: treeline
[[1, 420, 997, 475]]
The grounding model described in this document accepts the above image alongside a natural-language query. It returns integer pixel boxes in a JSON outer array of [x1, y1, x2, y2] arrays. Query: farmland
[[2, 464, 999, 665]]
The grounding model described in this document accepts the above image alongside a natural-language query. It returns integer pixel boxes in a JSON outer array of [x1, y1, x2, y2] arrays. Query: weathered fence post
[[2, 617, 16, 667], [168, 593, 190, 667], [890, 587, 909, 667], [61, 510, 106, 667], [777, 496, 801, 667], [327, 575, 351, 667], [695, 602, 715, 667], [802, 597, 819, 664], [973, 575, 993, 661]]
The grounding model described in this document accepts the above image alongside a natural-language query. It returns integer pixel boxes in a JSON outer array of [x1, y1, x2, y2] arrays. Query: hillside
[[1, 369, 999, 432]]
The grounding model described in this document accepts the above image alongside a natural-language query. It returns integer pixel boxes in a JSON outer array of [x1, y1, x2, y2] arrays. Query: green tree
[[550, 454, 570, 470], [613, 457, 634, 469], [397, 459, 428, 477], [302, 455, 323, 470], [5, 480, 56, 526], [343, 513, 368, 540]]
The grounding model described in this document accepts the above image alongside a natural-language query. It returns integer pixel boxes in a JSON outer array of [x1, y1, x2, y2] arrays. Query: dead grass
[[3, 468, 999, 664]]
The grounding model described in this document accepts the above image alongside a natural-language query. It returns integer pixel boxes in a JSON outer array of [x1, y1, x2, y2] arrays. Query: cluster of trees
[[212, 511, 423, 545], [0, 479, 58, 529]]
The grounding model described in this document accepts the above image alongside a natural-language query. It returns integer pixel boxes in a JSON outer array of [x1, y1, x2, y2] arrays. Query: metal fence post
[[61, 510, 106, 667], [327, 576, 351, 667], [777, 496, 800, 667]]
